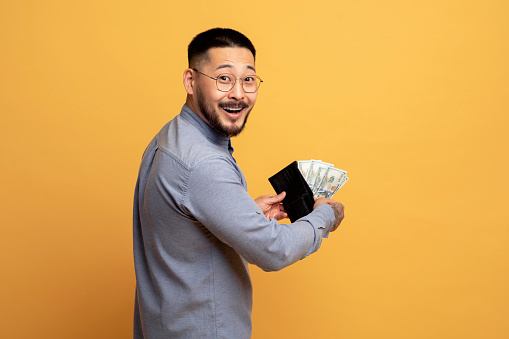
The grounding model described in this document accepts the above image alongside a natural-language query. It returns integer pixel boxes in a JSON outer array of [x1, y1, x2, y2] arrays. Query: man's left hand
[[254, 192, 288, 221]]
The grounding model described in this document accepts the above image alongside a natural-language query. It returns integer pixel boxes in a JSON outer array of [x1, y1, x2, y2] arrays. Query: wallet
[[268, 161, 315, 222]]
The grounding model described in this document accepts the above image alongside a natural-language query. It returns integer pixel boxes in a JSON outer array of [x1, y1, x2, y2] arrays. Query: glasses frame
[[192, 68, 263, 93]]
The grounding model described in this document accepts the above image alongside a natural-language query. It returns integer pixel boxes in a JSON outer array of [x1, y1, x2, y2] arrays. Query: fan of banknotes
[[297, 160, 349, 199]]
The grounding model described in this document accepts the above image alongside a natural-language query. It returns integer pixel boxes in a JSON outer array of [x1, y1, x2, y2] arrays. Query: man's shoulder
[[155, 113, 230, 170]]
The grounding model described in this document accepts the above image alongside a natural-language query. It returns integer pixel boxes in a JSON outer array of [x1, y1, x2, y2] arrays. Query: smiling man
[[133, 28, 345, 339]]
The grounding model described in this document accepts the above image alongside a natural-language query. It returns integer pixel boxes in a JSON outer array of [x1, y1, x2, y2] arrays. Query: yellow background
[[1, 1, 508, 338]]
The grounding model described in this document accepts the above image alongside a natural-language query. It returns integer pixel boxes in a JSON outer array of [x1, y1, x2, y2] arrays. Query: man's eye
[[244, 76, 255, 82], [218, 76, 231, 82]]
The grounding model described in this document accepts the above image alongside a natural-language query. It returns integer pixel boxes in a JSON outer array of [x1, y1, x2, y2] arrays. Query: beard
[[196, 88, 251, 138]]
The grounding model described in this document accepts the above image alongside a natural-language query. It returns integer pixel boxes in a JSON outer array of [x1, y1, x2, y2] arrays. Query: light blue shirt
[[133, 104, 335, 338]]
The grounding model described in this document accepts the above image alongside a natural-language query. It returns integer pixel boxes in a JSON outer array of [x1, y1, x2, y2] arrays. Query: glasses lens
[[242, 76, 261, 93], [216, 74, 234, 91], [215, 74, 262, 92]]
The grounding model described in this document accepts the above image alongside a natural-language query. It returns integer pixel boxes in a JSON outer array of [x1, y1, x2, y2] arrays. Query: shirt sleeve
[[181, 156, 336, 272]]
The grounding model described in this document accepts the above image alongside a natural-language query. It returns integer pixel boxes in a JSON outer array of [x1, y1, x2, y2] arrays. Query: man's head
[[184, 28, 259, 138], [187, 28, 256, 69]]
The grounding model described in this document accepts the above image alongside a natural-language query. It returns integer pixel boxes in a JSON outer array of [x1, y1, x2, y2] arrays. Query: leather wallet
[[268, 161, 315, 222]]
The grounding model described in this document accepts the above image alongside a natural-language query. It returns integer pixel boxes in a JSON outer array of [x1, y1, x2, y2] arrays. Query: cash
[[297, 159, 348, 199]]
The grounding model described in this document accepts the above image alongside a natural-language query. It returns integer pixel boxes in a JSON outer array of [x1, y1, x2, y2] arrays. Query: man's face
[[190, 47, 258, 137]]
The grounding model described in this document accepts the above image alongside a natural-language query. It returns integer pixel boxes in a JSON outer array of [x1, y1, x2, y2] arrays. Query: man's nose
[[228, 79, 246, 100]]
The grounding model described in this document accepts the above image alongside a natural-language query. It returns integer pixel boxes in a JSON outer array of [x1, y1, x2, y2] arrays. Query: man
[[133, 28, 344, 338]]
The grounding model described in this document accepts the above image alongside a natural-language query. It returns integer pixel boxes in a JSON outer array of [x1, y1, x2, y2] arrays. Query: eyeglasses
[[192, 68, 263, 93]]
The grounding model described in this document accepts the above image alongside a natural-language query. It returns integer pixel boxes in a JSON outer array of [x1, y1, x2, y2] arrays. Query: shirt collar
[[180, 104, 231, 149]]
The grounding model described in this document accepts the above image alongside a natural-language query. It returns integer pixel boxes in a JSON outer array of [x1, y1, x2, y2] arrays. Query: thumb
[[271, 191, 286, 203]]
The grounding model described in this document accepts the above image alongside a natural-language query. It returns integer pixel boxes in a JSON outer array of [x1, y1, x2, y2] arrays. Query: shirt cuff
[[298, 203, 336, 257]]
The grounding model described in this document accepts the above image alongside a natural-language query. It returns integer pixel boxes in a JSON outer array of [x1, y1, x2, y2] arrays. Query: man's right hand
[[313, 198, 345, 232]]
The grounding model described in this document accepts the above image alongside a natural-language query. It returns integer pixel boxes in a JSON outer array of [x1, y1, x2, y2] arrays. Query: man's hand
[[254, 192, 288, 221], [313, 198, 345, 232]]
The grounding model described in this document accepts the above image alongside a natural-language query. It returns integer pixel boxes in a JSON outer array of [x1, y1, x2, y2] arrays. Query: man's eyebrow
[[215, 64, 257, 73]]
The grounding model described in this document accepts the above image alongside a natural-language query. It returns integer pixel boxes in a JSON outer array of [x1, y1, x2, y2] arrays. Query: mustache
[[219, 101, 249, 109]]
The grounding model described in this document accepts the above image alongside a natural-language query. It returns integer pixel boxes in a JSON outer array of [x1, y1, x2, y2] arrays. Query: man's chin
[[215, 110, 249, 137], [218, 119, 246, 137]]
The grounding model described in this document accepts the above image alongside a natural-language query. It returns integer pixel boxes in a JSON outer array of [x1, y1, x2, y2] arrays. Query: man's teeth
[[223, 107, 243, 113]]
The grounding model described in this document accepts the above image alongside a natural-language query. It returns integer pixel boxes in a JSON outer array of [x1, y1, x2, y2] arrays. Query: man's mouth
[[220, 103, 248, 115], [222, 107, 243, 114]]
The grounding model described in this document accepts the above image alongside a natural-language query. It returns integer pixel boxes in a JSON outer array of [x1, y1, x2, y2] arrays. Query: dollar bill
[[307, 160, 332, 190], [297, 159, 348, 199], [329, 175, 349, 198], [297, 160, 312, 181], [317, 167, 346, 197], [314, 190, 330, 199], [311, 163, 334, 194], [304, 160, 318, 186]]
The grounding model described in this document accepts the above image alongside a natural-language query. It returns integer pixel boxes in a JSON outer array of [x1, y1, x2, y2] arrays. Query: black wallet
[[268, 161, 315, 222]]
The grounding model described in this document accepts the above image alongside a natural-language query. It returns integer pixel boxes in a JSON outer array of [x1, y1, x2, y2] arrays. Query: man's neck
[[185, 95, 208, 125]]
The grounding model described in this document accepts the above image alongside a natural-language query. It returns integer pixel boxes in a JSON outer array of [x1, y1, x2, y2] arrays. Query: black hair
[[187, 28, 256, 67]]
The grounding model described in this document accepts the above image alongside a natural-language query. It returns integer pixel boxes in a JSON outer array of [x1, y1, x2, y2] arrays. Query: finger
[[274, 211, 288, 221]]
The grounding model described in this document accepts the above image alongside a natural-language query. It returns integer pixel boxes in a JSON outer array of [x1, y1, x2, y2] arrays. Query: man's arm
[[254, 193, 344, 232], [254, 193, 345, 230], [182, 157, 340, 271]]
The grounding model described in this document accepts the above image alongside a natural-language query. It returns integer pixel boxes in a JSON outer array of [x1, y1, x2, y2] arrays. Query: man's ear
[[183, 68, 195, 95]]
